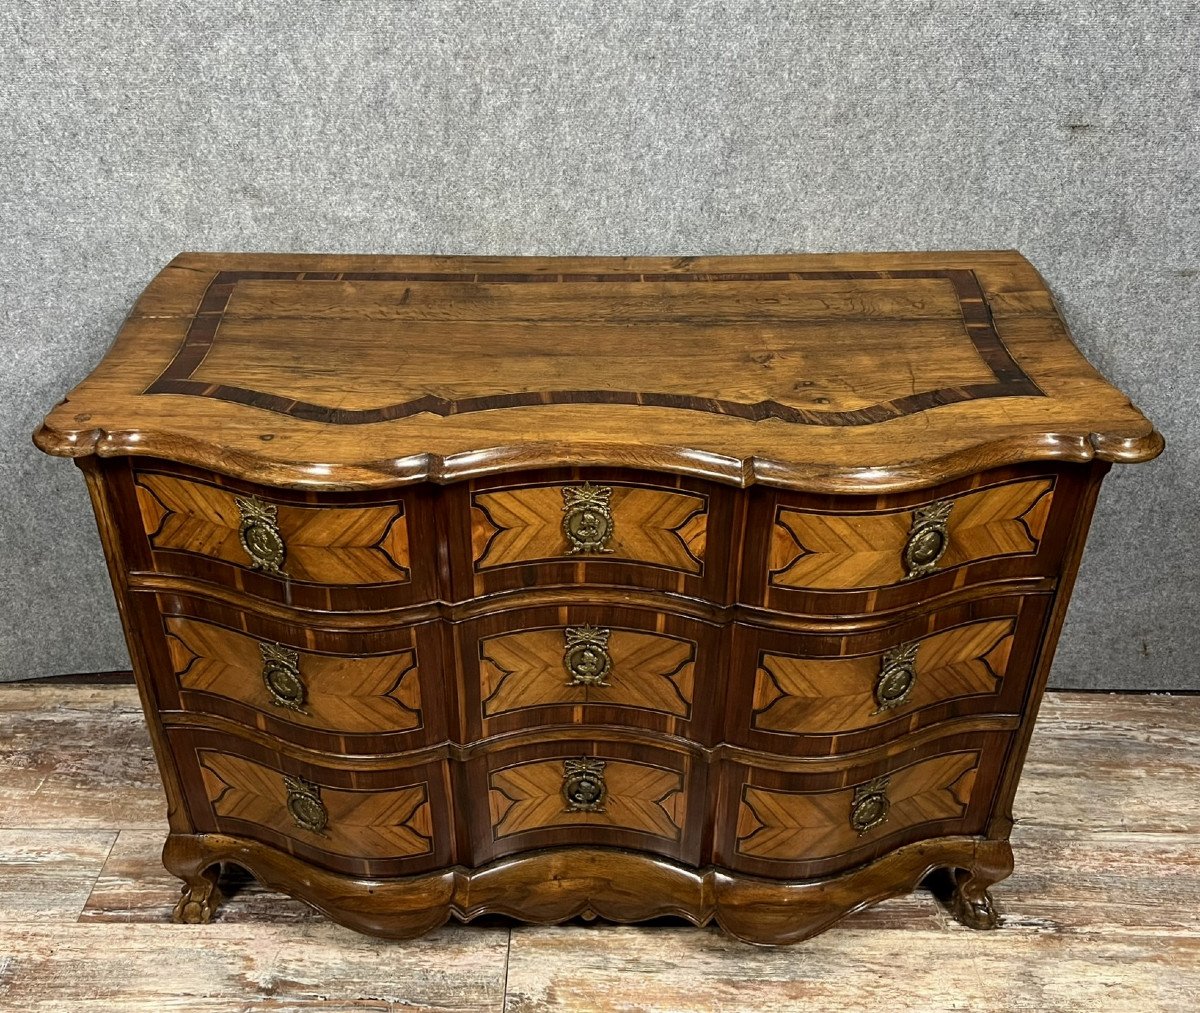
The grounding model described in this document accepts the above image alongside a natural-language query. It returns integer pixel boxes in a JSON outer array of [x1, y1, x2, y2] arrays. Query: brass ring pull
[[561, 483, 615, 554], [283, 775, 328, 834], [563, 625, 613, 686], [874, 642, 918, 713], [902, 500, 952, 579], [259, 642, 307, 713], [562, 757, 607, 813], [236, 495, 287, 575], [850, 776, 890, 835]]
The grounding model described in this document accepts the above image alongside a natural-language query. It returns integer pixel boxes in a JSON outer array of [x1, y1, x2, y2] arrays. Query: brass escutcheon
[[562, 757, 608, 813], [850, 775, 890, 835], [902, 500, 952, 579], [259, 642, 307, 713], [283, 774, 328, 834], [236, 495, 287, 575], [874, 642, 919, 713], [561, 483, 615, 554], [563, 625, 613, 686]]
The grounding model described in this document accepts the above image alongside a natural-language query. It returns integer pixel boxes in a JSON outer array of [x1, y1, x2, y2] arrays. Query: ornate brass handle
[[850, 775, 890, 835], [561, 483, 615, 554], [874, 642, 918, 713], [562, 757, 607, 813], [283, 774, 328, 834], [563, 625, 613, 686], [236, 495, 287, 575], [902, 500, 952, 579], [259, 642, 307, 713]]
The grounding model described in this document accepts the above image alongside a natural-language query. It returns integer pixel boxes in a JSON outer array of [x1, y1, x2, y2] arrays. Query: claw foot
[[949, 880, 1000, 930], [171, 868, 223, 924]]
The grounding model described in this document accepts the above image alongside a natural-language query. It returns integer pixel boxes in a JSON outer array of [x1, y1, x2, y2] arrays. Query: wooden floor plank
[[0, 924, 510, 1013], [501, 924, 1200, 1013], [80, 830, 312, 925], [0, 686, 167, 831], [0, 830, 116, 922], [0, 685, 1195, 1011]]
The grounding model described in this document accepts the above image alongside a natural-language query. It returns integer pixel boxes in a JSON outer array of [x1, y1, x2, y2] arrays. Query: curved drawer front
[[728, 595, 1049, 754], [460, 605, 717, 742], [459, 475, 730, 600], [168, 729, 451, 878], [131, 467, 431, 610], [717, 731, 1008, 880], [749, 468, 1076, 614], [467, 739, 702, 865], [139, 593, 446, 753]]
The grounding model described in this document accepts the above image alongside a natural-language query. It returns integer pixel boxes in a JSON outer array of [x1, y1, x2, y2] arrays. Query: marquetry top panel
[[35, 252, 1160, 492]]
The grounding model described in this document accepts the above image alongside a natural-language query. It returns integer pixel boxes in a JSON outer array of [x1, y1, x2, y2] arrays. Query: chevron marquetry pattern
[[200, 753, 433, 859], [488, 758, 686, 840], [735, 751, 979, 862], [751, 618, 1015, 735], [165, 617, 421, 734], [135, 473, 410, 584], [769, 478, 1054, 590], [480, 628, 695, 719], [472, 484, 707, 573]]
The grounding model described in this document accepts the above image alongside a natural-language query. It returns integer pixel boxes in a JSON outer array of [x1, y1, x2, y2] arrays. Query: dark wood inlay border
[[145, 270, 1044, 426]]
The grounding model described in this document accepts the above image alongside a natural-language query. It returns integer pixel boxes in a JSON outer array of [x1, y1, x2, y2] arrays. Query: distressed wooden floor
[[0, 685, 1197, 1012]]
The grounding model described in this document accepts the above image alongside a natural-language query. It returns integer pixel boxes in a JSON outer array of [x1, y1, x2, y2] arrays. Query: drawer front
[[716, 731, 1008, 879], [131, 467, 434, 610], [459, 606, 719, 742], [454, 473, 734, 600], [746, 467, 1082, 614], [169, 729, 451, 878], [141, 594, 447, 753], [727, 595, 1049, 755], [466, 739, 703, 865]]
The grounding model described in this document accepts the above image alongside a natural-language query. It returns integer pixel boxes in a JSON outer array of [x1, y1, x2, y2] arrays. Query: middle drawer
[[457, 605, 724, 744]]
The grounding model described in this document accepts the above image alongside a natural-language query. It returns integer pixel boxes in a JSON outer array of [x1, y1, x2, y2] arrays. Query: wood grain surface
[[34, 252, 1162, 493], [0, 684, 1195, 1011]]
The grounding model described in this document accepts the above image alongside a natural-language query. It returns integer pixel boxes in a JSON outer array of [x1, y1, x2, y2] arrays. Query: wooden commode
[[34, 252, 1161, 943]]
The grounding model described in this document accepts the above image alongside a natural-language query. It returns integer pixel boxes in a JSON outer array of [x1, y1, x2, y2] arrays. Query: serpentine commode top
[[35, 251, 1160, 942]]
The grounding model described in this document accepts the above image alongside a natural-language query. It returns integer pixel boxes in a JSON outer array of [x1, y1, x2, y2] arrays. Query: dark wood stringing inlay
[[145, 270, 1044, 425]]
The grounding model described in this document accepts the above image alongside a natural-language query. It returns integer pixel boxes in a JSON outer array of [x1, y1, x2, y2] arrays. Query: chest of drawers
[[35, 251, 1161, 943]]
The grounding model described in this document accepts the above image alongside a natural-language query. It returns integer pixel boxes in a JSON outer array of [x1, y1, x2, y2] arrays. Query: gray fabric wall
[[2, 3, 1196, 688]]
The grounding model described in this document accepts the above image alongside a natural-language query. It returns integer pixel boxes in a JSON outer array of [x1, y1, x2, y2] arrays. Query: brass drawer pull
[[259, 642, 307, 713], [874, 642, 918, 713], [235, 495, 287, 575], [902, 500, 952, 579], [563, 625, 613, 686], [283, 775, 328, 834], [561, 483, 615, 554], [562, 757, 607, 813], [850, 776, 890, 835]]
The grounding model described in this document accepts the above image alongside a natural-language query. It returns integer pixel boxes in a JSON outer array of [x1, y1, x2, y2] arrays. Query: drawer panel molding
[[768, 477, 1054, 592], [735, 751, 979, 864], [472, 482, 707, 574], [200, 752, 434, 861]]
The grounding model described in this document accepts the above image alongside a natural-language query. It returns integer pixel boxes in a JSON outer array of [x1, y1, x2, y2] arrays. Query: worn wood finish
[[2, 685, 1198, 1011], [32, 251, 1162, 946]]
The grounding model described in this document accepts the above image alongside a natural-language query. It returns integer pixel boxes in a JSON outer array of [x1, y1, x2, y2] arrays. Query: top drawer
[[745, 467, 1083, 614], [128, 466, 437, 610], [452, 472, 736, 601]]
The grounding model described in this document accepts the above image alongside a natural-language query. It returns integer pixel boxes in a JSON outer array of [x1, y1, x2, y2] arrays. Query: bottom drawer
[[168, 728, 452, 878], [465, 739, 705, 866], [716, 730, 1010, 880]]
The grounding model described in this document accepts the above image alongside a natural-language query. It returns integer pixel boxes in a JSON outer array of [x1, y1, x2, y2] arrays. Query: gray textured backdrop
[[2, 3, 1196, 688]]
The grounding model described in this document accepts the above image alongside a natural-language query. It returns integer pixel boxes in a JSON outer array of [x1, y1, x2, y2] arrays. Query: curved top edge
[[33, 421, 1165, 493]]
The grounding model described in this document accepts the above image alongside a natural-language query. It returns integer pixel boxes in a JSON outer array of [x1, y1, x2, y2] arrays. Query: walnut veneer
[[35, 251, 1161, 944]]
